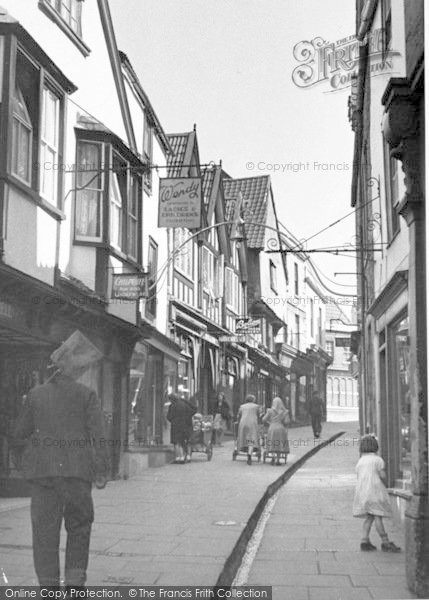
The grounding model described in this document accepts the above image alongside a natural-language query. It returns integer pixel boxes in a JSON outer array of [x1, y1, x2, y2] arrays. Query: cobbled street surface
[[0, 422, 413, 598]]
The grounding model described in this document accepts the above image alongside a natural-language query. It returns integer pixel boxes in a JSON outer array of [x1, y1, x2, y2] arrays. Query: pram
[[262, 424, 289, 464], [189, 414, 213, 461], [232, 421, 262, 462]]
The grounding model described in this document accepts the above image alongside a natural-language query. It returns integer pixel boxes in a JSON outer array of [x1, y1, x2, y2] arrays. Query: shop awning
[[146, 336, 185, 362]]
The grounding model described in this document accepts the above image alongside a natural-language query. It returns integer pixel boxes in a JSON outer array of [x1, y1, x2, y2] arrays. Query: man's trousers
[[30, 477, 94, 586]]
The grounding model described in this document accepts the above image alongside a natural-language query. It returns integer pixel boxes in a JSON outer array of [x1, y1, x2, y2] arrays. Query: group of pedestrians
[[236, 393, 291, 465]]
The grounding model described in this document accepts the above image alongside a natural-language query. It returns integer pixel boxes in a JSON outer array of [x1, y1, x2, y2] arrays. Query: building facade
[[349, 0, 427, 594], [325, 304, 359, 422], [0, 0, 184, 489]]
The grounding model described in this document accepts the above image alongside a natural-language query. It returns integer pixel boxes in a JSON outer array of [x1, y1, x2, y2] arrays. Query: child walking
[[353, 434, 401, 552]]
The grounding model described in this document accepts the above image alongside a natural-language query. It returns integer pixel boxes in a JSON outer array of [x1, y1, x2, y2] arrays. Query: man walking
[[13, 331, 108, 591], [309, 392, 323, 439]]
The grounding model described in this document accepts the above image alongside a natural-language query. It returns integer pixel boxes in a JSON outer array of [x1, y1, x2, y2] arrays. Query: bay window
[[74, 137, 142, 261], [2, 36, 70, 213]]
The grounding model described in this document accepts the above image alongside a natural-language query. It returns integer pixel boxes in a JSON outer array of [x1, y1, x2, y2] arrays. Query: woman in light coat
[[262, 396, 290, 465], [237, 394, 261, 465]]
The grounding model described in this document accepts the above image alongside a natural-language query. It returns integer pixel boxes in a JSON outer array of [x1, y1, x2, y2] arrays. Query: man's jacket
[[13, 374, 109, 482]]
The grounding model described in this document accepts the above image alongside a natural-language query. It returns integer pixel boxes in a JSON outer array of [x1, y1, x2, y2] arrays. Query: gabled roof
[[166, 130, 201, 178], [222, 176, 271, 248]]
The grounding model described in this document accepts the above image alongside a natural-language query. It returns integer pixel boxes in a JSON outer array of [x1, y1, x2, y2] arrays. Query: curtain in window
[[11, 88, 32, 183], [75, 141, 103, 239]]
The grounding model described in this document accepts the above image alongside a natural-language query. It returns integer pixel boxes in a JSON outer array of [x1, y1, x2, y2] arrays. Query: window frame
[[73, 133, 143, 263], [11, 86, 33, 186], [0, 36, 69, 220], [38, 0, 90, 57], [174, 228, 194, 280], [39, 83, 61, 206], [74, 139, 105, 243]]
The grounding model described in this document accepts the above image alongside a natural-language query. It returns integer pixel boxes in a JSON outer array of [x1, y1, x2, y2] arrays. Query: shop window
[[326, 340, 334, 358], [74, 140, 104, 241], [392, 315, 411, 482]]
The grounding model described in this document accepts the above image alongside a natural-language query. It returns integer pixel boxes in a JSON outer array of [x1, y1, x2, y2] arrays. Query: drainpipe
[[351, 6, 371, 434]]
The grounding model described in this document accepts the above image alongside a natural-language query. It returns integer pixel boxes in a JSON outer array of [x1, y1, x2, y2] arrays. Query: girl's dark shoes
[[381, 541, 401, 552], [360, 541, 377, 551]]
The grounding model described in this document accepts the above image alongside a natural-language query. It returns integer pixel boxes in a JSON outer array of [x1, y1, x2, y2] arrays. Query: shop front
[[0, 272, 141, 494]]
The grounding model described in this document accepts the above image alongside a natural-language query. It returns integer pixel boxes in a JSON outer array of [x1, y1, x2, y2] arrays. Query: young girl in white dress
[[353, 434, 401, 552]]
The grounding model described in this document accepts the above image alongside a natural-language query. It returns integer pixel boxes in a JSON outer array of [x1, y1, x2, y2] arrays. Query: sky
[[110, 0, 358, 304]]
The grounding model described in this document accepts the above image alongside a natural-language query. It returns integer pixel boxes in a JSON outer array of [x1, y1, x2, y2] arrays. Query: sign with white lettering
[[112, 274, 148, 300], [158, 177, 202, 228], [235, 317, 261, 335]]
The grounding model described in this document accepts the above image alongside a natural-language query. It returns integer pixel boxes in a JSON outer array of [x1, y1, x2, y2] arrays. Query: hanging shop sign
[[235, 317, 261, 335], [112, 274, 148, 300], [158, 177, 202, 228]]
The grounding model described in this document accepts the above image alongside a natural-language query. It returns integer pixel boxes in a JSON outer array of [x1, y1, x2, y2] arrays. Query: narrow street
[[0, 422, 413, 598]]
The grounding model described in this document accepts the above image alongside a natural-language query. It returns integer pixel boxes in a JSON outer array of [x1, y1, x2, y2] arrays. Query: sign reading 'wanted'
[[158, 177, 202, 228]]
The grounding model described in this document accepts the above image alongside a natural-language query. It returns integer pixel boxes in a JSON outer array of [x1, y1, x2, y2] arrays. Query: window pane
[[75, 141, 103, 239], [77, 141, 103, 189], [42, 89, 59, 147], [11, 88, 32, 184], [110, 173, 123, 248], [76, 189, 101, 238], [40, 87, 60, 204]]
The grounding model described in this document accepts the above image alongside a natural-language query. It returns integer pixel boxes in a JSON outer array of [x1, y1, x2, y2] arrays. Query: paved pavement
[[246, 424, 415, 600], [0, 421, 413, 599]]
